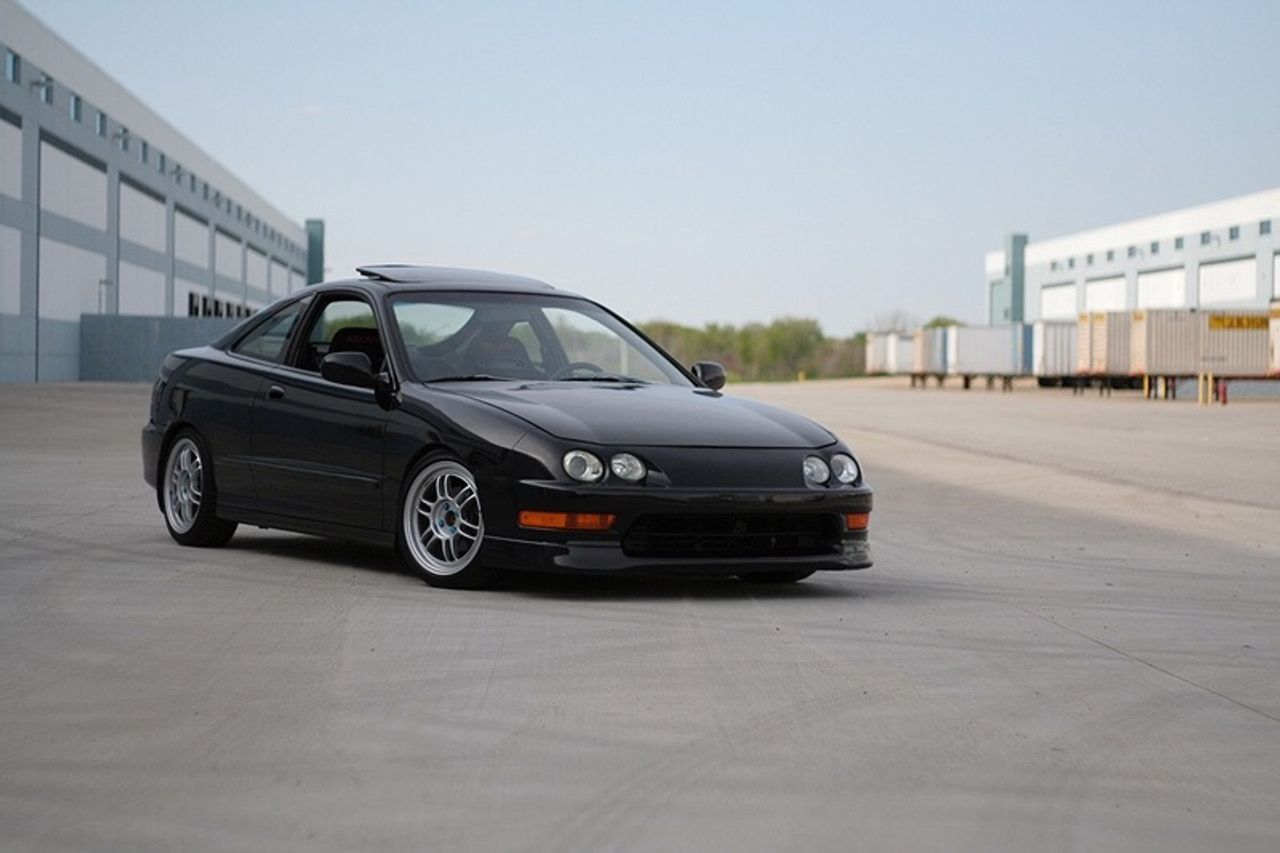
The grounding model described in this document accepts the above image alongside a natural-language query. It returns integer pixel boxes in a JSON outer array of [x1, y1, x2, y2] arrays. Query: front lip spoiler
[[482, 534, 872, 575]]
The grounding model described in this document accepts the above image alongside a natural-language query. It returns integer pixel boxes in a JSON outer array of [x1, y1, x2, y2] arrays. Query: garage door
[[1199, 257, 1256, 305], [1137, 267, 1185, 308], [1085, 276, 1126, 311]]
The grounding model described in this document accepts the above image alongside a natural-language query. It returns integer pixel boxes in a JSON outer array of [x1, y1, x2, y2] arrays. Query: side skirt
[[218, 508, 395, 548]]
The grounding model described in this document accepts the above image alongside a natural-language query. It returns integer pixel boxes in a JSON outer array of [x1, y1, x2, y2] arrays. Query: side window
[[230, 299, 306, 363], [296, 297, 385, 373]]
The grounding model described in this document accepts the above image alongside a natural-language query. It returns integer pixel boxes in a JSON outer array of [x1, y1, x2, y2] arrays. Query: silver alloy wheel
[[404, 461, 484, 577], [164, 437, 203, 534]]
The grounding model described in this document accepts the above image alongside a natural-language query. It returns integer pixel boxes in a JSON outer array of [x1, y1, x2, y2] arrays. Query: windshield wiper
[[559, 374, 650, 384], [426, 374, 512, 383]]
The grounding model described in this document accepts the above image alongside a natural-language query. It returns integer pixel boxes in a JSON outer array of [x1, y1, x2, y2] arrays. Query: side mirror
[[691, 361, 726, 391], [321, 351, 376, 388]]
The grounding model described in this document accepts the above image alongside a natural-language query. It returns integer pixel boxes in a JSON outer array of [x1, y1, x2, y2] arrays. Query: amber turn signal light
[[518, 510, 616, 531], [844, 512, 870, 531]]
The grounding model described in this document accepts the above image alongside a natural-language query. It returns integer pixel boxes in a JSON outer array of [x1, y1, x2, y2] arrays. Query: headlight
[[563, 450, 604, 482], [610, 452, 646, 483], [830, 453, 860, 484], [802, 455, 830, 485]]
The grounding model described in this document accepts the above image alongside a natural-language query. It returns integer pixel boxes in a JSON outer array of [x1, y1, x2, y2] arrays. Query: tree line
[[637, 314, 963, 382], [638, 318, 866, 382]]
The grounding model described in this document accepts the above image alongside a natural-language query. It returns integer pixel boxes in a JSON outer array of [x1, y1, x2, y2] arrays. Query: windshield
[[389, 292, 693, 386]]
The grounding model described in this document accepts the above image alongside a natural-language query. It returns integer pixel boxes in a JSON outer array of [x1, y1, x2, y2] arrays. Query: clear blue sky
[[23, 0, 1280, 334]]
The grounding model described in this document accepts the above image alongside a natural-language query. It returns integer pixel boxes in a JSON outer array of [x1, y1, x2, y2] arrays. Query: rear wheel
[[399, 457, 492, 589], [738, 569, 816, 584], [162, 430, 237, 547]]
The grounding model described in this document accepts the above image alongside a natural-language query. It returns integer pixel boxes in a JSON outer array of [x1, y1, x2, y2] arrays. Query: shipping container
[[865, 333, 890, 375], [1131, 309, 1199, 375], [1271, 306, 1280, 376], [1076, 314, 1093, 374], [947, 325, 1026, 376], [1078, 312, 1132, 375], [889, 334, 915, 375], [1031, 321, 1076, 377], [1199, 309, 1269, 377], [913, 327, 948, 374]]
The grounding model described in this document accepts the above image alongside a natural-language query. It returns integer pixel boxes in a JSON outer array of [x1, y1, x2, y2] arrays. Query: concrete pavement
[[1, 380, 1277, 852]]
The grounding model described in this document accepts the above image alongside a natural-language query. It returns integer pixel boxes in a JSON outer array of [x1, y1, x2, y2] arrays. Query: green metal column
[[305, 218, 324, 284]]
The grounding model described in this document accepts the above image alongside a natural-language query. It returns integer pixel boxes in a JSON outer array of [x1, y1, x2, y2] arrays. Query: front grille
[[622, 513, 842, 560]]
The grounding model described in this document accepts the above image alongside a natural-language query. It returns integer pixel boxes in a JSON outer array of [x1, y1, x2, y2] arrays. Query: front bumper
[[480, 479, 873, 575]]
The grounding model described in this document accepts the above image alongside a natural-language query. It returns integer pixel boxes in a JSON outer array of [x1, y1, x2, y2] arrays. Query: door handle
[[266, 385, 285, 400]]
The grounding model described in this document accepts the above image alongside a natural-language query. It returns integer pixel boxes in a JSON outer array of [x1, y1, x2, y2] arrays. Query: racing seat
[[462, 333, 538, 379], [328, 326, 385, 373]]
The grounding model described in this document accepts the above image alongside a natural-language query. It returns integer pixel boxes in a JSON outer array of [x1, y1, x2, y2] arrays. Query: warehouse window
[[1228, 225, 1239, 241], [68, 93, 81, 122], [1106, 249, 1114, 262], [1200, 231, 1211, 246], [188, 293, 198, 317], [117, 127, 129, 152], [1086, 254, 1093, 265], [1067, 258, 1074, 269], [1262, 220, 1273, 236], [95, 111, 106, 137], [158, 152, 166, 174], [139, 141, 148, 164], [1175, 236, 1184, 250], [1127, 245, 1136, 258], [5, 51, 19, 84], [38, 75, 53, 104], [1150, 241, 1159, 255], [1050, 261, 1057, 271]]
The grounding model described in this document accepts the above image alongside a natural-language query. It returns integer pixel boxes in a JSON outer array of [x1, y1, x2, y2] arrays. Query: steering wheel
[[551, 361, 605, 379]]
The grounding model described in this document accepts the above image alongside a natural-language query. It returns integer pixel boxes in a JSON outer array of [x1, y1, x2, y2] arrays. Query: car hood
[[441, 381, 836, 448]]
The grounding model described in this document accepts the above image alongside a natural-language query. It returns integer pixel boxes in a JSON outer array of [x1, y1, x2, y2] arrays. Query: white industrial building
[[984, 187, 1279, 326], [0, 0, 323, 381]]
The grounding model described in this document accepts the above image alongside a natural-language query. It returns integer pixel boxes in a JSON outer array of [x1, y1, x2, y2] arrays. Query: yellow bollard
[[797, 371, 806, 382], [1142, 375, 1150, 399]]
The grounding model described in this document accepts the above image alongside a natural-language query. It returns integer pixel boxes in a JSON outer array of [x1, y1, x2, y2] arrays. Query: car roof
[[347, 264, 565, 294]]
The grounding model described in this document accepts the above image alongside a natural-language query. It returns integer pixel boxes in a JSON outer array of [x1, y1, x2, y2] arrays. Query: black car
[[142, 265, 873, 588]]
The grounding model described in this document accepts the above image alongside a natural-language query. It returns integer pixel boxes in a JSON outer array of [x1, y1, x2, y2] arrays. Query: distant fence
[[80, 315, 241, 381]]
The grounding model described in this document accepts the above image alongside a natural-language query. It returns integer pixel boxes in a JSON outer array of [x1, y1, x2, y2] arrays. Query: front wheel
[[399, 457, 493, 589], [738, 569, 816, 584], [162, 430, 237, 547]]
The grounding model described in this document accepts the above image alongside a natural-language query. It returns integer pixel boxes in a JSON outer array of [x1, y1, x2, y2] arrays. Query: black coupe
[[142, 265, 873, 588]]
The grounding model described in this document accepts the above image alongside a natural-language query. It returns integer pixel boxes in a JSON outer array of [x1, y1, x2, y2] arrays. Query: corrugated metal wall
[[79, 315, 239, 380]]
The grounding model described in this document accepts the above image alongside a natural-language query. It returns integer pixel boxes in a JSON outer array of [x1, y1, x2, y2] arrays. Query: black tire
[[738, 569, 816, 584], [161, 429, 238, 547], [398, 454, 494, 589]]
